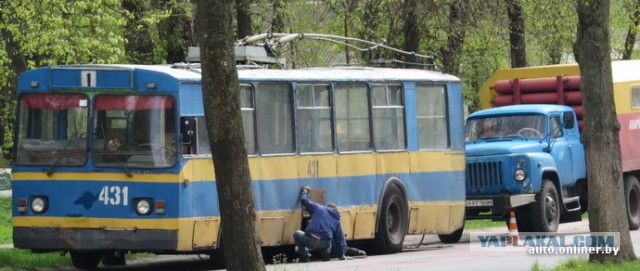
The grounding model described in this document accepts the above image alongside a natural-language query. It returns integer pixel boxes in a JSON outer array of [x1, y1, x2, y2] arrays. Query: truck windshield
[[92, 95, 178, 168], [465, 114, 546, 141], [15, 93, 89, 166]]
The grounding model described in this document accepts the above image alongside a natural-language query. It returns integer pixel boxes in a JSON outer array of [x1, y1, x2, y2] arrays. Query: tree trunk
[[195, 1, 266, 270], [622, 0, 640, 60], [574, 0, 636, 262], [402, 0, 419, 63], [440, 0, 467, 74], [505, 0, 526, 68], [236, 0, 253, 38]]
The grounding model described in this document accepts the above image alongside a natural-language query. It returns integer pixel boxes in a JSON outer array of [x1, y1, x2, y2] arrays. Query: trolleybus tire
[[372, 184, 408, 254], [530, 179, 559, 232], [438, 227, 463, 243], [624, 175, 640, 230], [70, 251, 102, 269]]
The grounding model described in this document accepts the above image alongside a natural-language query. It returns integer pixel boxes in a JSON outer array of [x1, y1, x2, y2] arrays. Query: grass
[[0, 197, 10, 244], [545, 258, 640, 271], [0, 250, 71, 271], [465, 219, 504, 229]]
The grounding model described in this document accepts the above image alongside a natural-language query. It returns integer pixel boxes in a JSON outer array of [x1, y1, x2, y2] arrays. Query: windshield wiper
[[105, 147, 133, 177], [47, 138, 77, 176]]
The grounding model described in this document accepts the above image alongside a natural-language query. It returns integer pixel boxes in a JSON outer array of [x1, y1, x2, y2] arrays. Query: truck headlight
[[514, 169, 527, 182], [136, 199, 152, 216]]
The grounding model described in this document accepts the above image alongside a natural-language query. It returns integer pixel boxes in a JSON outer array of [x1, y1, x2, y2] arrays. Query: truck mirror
[[562, 112, 575, 129]]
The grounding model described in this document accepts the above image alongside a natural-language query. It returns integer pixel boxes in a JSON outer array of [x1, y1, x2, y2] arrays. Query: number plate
[[466, 199, 494, 207]]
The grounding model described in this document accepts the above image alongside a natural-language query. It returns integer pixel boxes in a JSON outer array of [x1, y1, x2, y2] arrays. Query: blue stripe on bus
[[11, 170, 463, 219]]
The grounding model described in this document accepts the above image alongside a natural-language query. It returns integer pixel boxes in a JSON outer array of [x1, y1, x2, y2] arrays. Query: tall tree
[[439, 0, 468, 74], [122, 0, 156, 64], [236, 0, 253, 38], [158, 0, 195, 63], [402, 0, 419, 63], [505, 0, 526, 67], [195, 0, 266, 270], [622, 0, 640, 59], [574, 0, 636, 262]]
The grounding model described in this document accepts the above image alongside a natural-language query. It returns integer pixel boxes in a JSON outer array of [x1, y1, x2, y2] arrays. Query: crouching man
[[294, 186, 347, 262]]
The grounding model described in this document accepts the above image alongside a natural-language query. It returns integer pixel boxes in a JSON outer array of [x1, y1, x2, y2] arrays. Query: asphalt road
[[90, 219, 638, 271]]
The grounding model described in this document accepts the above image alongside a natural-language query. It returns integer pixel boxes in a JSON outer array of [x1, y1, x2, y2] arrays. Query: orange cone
[[507, 211, 519, 246]]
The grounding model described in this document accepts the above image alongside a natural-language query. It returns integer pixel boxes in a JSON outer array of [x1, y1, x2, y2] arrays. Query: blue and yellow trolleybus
[[12, 34, 465, 269]]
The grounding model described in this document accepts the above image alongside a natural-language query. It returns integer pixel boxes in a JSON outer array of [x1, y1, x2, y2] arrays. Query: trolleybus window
[[16, 93, 89, 166], [416, 84, 449, 149], [241, 85, 256, 154], [296, 84, 333, 153], [256, 83, 294, 154], [92, 95, 177, 168], [372, 84, 405, 150], [335, 83, 371, 152]]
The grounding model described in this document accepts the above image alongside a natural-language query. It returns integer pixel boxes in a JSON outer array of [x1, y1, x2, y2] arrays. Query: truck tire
[[531, 180, 559, 232], [514, 207, 534, 232], [70, 251, 102, 269], [371, 185, 407, 254], [624, 175, 640, 230], [438, 227, 463, 243]]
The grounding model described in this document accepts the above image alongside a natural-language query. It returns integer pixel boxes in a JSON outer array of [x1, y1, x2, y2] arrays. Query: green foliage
[[0, 250, 71, 271], [0, 197, 10, 244], [551, 258, 640, 270]]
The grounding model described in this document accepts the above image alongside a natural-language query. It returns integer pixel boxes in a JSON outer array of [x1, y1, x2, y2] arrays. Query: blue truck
[[465, 63, 640, 232], [465, 104, 586, 232]]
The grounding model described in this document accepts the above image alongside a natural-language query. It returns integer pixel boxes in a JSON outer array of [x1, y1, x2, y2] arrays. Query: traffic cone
[[507, 211, 519, 246]]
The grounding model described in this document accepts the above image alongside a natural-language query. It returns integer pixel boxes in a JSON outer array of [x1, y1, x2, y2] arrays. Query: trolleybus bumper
[[13, 227, 178, 252]]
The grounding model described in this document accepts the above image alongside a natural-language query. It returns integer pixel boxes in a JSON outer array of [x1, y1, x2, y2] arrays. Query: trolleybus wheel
[[438, 226, 463, 243], [372, 184, 407, 254], [624, 175, 640, 230], [70, 251, 102, 269], [531, 179, 559, 232]]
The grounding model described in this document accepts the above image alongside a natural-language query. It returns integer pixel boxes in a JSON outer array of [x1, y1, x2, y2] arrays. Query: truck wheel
[[624, 175, 640, 230], [531, 180, 559, 232], [438, 227, 463, 243], [514, 208, 534, 232], [371, 185, 408, 254], [70, 251, 102, 269]]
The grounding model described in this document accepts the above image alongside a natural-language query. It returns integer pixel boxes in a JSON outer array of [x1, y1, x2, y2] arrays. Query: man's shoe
[[321, 250, 330, 261], [299, 252, 311, 263]]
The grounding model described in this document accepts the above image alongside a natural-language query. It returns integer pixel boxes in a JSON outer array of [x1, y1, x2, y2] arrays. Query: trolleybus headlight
[[514, 169, 527, 182], [31, 196, 48, 214], [136, 199, 152, 216]]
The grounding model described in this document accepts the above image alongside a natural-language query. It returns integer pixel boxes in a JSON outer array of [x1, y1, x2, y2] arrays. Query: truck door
[[549, 114, 576, 187], [562, 111, 586, 181]]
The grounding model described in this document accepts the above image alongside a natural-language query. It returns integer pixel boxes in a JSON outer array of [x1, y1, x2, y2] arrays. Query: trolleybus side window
[[416, 84, 449, 149], [371, 84, 405, 150], [296, 84, 333, 153], [240, 85, 256, 154], [255, 82, 294, 154], [335, 83, 371, 152]]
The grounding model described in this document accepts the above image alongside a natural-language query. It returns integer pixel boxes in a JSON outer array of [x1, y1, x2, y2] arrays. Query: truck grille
[[466, 161, 503, 188]]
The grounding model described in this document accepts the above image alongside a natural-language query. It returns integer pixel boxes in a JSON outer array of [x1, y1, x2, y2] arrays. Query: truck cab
[[465, 104, 586, 232]]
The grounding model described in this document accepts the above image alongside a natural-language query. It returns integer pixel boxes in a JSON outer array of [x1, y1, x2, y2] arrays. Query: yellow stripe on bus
[[14, 200, 463, 251], [13, 151, 464, 183]]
